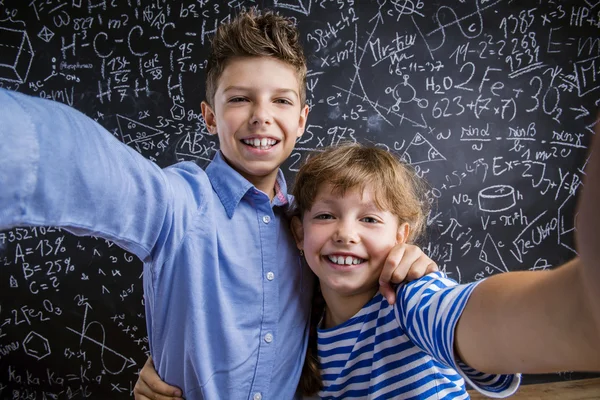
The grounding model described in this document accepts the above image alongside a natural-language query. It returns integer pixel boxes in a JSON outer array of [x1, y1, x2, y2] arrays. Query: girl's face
[[292, 183, 408, 299]]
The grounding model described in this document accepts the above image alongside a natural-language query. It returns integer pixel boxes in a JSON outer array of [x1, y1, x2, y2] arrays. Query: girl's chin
[[322, 281, 379, 298]]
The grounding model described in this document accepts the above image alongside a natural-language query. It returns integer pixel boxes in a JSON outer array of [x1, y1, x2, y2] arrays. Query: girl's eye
[[361, 217, 379, 224], [315, 214, 334, 220]]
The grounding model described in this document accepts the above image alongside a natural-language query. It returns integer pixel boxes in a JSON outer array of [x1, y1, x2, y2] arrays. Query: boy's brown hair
[[292, 143, 431, 395], [205, 9, 308, 107]]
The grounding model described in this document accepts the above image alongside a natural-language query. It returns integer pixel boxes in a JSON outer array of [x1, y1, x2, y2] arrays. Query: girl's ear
[[290, 216, 305, 250], [396, 222, 410, 245]]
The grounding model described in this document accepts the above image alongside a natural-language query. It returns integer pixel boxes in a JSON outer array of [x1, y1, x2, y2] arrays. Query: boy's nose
[[250, 104, 272, 126]]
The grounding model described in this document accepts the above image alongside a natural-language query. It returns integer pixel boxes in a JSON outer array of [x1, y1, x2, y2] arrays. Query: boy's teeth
[[243, 138, 277, 149], [328, 255, 364, 265]]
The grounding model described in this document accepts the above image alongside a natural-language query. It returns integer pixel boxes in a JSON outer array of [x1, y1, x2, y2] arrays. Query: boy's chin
[[239, 163, 281, 178]]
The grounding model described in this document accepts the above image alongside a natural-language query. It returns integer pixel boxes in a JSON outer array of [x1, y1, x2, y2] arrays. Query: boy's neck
[[249, 173, 278, 200], [220, 155, 280, 200], [321, 286, 379, 329]]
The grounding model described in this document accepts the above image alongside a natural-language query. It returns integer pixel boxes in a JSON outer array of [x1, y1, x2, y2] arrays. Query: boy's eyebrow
[[222, 86, 299, 98]]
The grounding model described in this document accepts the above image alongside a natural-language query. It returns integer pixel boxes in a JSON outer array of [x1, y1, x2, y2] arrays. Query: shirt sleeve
[[394, 272, 521, 398], [0, 88, 196, 263]]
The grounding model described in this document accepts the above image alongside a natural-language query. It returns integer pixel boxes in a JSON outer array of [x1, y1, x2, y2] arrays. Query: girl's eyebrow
[[316, 197, 382, 211]]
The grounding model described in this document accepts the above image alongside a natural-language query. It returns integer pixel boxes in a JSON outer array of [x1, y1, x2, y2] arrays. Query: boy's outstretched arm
[[0, 89, 188, 261], [455, 122, 600, 374]]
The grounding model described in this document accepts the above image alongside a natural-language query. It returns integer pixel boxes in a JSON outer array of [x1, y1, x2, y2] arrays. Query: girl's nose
[[334, 221, 359, 244]]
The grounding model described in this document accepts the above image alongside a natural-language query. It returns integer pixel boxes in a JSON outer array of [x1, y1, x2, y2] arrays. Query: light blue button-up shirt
[[0, 89, 314, 399]]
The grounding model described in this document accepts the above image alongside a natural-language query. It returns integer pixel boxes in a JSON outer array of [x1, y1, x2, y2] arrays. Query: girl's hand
[[379, 243, 438, 305], [134, 356, 184, 400]]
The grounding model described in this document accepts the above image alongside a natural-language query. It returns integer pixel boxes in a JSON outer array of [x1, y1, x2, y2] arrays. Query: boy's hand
[[379, 243, 438, 305], [134, 356, 184, 400]]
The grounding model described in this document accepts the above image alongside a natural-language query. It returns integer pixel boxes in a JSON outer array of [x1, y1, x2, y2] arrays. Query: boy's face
[[202, 56, 309, 194], [292, 184, 408, 300]]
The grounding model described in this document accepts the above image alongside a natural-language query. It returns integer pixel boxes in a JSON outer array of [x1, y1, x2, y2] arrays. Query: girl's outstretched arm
[[454, 120, 600, 374], [576, 116, 600, 334]]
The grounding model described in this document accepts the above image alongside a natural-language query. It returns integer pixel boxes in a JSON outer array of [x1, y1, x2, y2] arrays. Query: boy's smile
[[202, 56, 309, 196]]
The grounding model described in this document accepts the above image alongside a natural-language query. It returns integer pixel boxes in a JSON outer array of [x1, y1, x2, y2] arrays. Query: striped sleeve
[[394, 272, 520, 398]]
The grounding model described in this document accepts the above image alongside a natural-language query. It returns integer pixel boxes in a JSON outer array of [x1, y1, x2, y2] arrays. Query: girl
[[291, 143, 518, 399], [135, 142, 600, 399]]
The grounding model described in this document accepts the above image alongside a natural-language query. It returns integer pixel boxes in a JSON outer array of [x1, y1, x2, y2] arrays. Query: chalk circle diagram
[[478, 185, 516, 212]]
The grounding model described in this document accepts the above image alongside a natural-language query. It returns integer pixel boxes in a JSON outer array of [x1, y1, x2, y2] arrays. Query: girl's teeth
[[261, 138, 268, 146], [328, 255, 363, 265], [253, 138, 260, 147]]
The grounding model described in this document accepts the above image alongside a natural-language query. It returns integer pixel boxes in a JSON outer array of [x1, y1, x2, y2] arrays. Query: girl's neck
[[321, 285, 379, 329]]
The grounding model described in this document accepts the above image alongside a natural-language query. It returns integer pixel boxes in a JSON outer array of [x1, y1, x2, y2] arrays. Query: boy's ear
[[201, 101, 218, 135], [290, 216, 304, 250], [396, 222, 410, 245], [296, 104, 310, 138]]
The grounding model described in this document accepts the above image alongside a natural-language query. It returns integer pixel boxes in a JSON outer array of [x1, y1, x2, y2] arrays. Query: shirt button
[[253, 393, 262, 400], [262, 215, 271, 224], [266, 271, 275, 281], [264, 333, 273, 343]]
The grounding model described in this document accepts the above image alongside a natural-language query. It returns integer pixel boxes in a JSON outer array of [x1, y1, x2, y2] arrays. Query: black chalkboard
[[1, 0, 599, 398]]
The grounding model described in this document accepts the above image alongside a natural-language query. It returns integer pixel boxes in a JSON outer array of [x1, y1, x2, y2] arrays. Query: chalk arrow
[[411, 113, 429, 129], [570, 105, 590, 120]]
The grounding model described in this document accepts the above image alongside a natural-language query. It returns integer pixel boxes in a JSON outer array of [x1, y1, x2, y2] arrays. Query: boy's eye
[[275, 98, 293, 105], [229, 97, 248, 103], [315, 214, 334, 220]]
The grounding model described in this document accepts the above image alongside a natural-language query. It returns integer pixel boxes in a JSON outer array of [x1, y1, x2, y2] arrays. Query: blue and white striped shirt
[[317, 272, 520, 399]]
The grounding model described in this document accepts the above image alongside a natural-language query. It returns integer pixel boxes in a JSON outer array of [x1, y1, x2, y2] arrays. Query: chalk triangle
[[401, 133, 446, 165], [479, 233, 508, 273]]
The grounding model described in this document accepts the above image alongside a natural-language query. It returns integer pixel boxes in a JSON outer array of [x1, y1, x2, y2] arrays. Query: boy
[[0, 10, 436, 400]]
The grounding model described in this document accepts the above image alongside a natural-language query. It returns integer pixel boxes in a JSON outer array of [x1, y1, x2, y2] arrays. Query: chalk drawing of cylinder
[[0, 27, 34, 83], [478, 185, 516, 212]]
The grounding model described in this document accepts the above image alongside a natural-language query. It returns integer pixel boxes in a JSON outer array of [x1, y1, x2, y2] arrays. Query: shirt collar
[[206, 151, 289, 218]]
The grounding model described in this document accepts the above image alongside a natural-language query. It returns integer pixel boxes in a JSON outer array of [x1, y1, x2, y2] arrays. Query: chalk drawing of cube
[[23, 331, 51, 360], [0, 26, 34, 84]]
